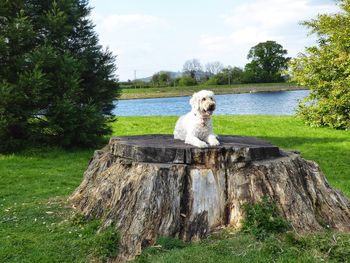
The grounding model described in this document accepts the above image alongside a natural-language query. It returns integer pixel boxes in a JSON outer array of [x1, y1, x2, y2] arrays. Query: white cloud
[[229, 27, 271, 45], [223, 0, 335, 30], [199, 35, 228, 52], [199, 0, 339, 59]]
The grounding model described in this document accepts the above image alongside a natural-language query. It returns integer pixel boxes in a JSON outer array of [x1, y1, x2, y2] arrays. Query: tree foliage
[[289, 0, 350, 130], [205, 61, 224, 77], [244, 41, 290, 83], [182, 58, 203, 80], [178, 75, 197, 86], [242, 197, 289, 240], [206, 66, 244, 85], [0, 0, 118, 151], [151, 71, 171, 87]]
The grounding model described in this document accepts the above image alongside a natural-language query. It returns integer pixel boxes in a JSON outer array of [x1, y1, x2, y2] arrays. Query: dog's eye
[[202, 98, 206, 101]]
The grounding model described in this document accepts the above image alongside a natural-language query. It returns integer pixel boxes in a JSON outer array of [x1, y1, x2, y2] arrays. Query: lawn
[[1, 116, 350, 262], [119, 83, 304, 100]]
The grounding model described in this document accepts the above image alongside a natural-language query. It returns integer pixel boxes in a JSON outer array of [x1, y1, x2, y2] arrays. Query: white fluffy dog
[[174, 90, 220, 148]]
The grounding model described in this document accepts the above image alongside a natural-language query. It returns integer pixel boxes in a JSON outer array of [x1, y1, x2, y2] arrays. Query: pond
[[114, 90, 310, 116]]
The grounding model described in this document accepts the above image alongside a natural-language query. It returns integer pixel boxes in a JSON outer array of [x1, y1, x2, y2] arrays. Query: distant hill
[[168, 71, 183, 79], [135, 76, 152, 82], [136, 71, 183, 82]]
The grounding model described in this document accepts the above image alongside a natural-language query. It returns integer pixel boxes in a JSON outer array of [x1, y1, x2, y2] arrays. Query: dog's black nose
[[208, 104, 215, 111]]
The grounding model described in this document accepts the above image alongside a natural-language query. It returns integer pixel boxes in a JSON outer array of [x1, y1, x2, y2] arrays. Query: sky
[[89, 0, 339, 81]]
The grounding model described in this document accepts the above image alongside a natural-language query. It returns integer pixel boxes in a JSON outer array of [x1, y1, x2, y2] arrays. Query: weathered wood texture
[[70, 135, 350, 261]]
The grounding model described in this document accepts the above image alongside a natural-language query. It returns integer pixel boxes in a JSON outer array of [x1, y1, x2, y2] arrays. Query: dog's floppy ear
[[190, 92, 200, 111]]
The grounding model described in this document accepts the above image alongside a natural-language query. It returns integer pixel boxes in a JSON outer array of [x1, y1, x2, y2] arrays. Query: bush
[[91, 226, 120, 259], [289, 0, 350, 130], [178, 75, 197, 86], [241, 196, 290, 240]]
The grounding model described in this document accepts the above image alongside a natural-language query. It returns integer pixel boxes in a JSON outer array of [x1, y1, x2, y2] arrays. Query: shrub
[[178, 75, 197, 86], [289, 0, 350, 130], [241, 196, 290, 240]]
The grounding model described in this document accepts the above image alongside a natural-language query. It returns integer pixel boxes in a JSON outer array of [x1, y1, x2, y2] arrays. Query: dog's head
[[190, 90, 216, 116]]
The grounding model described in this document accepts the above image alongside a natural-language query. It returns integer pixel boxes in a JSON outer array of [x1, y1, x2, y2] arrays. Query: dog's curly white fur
[[174, 90, 220, 148]]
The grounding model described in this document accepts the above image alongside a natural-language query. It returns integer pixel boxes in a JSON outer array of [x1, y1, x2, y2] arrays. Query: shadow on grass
[[257, 135, 348, 147]]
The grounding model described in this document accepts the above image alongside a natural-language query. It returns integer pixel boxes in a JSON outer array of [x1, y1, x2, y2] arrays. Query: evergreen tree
[[0, 0, 118, 151]]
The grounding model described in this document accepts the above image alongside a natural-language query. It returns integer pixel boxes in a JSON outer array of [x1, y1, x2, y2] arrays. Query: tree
[[223, 66, 244, 84], [151, 72, 160, 85], [244, 41, 290, 83], [289, 0, 350, 130], [178, 75, 197, 86], [206, 66, 244, 85], [205, 61, 224, 76], [151, 71, 171, 87], [183, 59, 202, 80], [159, 71, 171, 86], [0, 0, 118, 151]]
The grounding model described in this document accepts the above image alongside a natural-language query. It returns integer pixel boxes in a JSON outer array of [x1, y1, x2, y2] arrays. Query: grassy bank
[[1, 116, 350, 262], [120, 83, 305, 100]]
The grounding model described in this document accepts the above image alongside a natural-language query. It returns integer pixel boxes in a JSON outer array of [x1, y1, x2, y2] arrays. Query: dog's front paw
[[209, 138, 220, 146], [208, 136, 220, 146], [195, 141, 208, 148]]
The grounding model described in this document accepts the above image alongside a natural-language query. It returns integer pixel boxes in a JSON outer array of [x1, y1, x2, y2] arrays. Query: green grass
[[1, 116, 350, 262], [0, 148, 119, 262], [120, 82, 304, 99], [135, 231, 350, 263]]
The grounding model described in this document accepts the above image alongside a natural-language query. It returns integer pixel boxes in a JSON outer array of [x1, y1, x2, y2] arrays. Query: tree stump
[[70, 135, 350, 261]]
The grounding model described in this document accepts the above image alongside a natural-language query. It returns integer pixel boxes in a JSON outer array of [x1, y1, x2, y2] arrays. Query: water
[[114, 90, 310, 116]]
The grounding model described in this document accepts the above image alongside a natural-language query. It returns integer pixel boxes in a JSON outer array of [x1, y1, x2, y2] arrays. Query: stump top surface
[[110, 134, 274, 149], [109, 135, 281, 164]]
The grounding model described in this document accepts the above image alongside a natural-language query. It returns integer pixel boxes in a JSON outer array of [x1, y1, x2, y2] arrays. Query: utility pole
[[134, 70, 137, 88]]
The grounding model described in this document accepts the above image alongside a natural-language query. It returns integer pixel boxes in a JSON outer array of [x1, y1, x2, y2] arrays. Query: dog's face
[[190, 90, 216, 116]]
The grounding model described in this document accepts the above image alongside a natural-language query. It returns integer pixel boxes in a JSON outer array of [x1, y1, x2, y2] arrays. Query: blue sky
[[89, 0, 339, 81]]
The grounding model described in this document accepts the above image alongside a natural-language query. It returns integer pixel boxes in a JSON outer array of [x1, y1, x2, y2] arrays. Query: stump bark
[[70, 135, 350, 261]]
